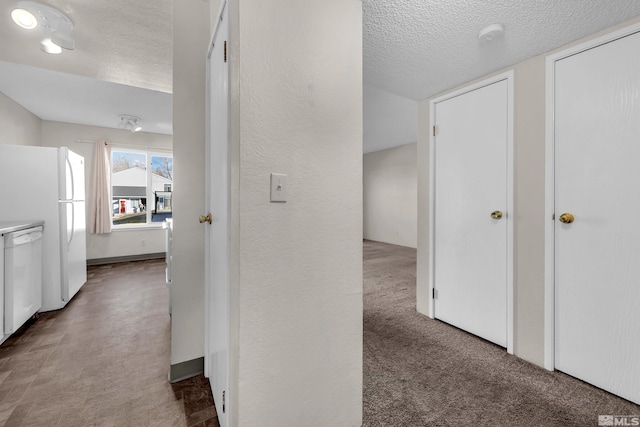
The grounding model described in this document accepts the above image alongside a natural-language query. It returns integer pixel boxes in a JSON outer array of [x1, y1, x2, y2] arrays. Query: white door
[[205, 2, 230, 426], [432, 79, 509, 347], [554, 29, 640, 405]]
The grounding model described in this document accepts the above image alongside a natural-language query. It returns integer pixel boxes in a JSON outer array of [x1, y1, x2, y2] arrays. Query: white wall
[[0, 91, 40, 146], [40, 120, 172, 260], [417, 15, 640, 368], [229, 1, 363, 425], [364, 86, 417, 153], [171, 0, 211, 367], [363, 143, 417, 248]]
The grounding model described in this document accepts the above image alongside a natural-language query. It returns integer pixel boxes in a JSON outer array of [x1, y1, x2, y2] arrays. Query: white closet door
[[554, 30, 640, 405], [433, 79, 508, 347]]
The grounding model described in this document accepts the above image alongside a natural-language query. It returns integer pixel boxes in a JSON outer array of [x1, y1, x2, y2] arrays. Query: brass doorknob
[[199, 213, 212, 224], [559, 213, 574, 224], [490, 211, 503, 220]]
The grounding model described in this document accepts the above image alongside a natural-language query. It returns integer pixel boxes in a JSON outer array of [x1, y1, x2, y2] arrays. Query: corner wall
[[364, 86, 418, 153], [232, 1, 363, 425], [364, 143, 417, 248], [0, 91, 40, 146]]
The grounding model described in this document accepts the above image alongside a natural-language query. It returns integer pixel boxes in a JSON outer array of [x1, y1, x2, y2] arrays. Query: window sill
[[111, 224, 167, 232]]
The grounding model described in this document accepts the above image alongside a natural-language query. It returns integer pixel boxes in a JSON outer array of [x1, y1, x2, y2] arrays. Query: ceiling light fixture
[[11, 1, 75, 54], [478, 23, 504, 43], [118, 115, 143, 133], [11, 8, 37, 29], [40, 38, 62, 54]]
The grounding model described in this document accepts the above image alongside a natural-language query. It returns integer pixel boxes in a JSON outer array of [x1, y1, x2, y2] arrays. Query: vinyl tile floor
[[0, 259, 219, 427]]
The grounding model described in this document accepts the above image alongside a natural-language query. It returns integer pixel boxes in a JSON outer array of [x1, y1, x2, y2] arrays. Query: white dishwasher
[[1, 223, 44, 336]]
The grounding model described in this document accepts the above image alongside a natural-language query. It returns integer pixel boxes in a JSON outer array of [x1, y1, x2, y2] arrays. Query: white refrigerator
[[0, 145, 87, 311]]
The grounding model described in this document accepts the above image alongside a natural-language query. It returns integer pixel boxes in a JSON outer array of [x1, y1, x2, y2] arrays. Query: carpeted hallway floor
[[362, 240, 640, 427]]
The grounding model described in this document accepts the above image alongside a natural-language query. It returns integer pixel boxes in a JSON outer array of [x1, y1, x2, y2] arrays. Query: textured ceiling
[[364, 0, 640, 100], [2, 1, 640, 144], [0, 0, 172, 93]]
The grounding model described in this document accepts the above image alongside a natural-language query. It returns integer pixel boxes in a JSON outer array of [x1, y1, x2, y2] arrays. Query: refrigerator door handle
[[60, 201, 75, 248], [69, 202, 75, 247], [66, 156, 75, 201]]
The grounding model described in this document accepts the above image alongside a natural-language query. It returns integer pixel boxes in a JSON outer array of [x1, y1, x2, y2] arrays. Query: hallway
[[0, 259, 218, 426], [363, 240, 640, 426]]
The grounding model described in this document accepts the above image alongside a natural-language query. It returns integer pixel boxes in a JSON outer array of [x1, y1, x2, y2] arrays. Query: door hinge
[[432, 125, 437, 137], [432, 288, 437, 299], [552, 213, 555, 220], [224, 41, 227, 63], [223, 390, 226, 413]]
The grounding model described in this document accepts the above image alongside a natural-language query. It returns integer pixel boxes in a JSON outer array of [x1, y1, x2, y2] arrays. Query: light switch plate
[[270, 173, 287, 202]]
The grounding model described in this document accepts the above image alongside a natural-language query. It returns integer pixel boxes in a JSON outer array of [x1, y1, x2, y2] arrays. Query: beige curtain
[[89, 139, 112, 234]]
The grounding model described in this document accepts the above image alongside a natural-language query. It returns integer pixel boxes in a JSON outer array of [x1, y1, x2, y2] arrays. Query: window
[[111, 149, 173, 227]]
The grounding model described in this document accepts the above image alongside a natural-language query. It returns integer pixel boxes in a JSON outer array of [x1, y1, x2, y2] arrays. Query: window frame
[[110, 146, 173, 229]]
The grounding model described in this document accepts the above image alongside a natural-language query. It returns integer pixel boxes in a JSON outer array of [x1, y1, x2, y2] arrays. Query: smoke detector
[[478, 24, 504, 43]]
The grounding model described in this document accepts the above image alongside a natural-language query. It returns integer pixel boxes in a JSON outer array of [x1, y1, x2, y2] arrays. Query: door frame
[[543, 21, 640, 371], [204, 0, 229, 418], [428, 71, 514, 354]]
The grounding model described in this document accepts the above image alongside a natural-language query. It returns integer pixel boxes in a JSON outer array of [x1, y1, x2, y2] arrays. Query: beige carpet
[[362, 240, 640, 427]]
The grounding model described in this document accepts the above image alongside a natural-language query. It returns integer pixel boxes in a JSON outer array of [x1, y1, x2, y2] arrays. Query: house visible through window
[[111, 149, 173, 226]]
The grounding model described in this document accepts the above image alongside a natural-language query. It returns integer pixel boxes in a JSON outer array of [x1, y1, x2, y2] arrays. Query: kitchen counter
[[0, 221, 45, 236]]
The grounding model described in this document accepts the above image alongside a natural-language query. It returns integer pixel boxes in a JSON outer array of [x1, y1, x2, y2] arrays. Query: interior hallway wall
[[40, 121, 172, 261], [364, 143, 417, 248], [417, 15, 640, 368], [0, 91, 40, 146], [228, 0, 363, 425]]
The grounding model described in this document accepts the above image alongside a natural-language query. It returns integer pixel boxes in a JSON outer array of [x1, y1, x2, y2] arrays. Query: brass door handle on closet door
[[199, 214, 212, 224], [559, 213, 574, 224], [490, 211, 503, 220]]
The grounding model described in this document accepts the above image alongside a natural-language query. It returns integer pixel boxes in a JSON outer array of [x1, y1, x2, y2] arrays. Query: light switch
[[270, 173, 287, 202]]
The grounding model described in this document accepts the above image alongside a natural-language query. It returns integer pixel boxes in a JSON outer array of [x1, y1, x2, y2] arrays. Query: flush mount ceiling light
[[478, 23, 504, 43], [118, 115, 143, 133], [11, 1, 75, 54], [11, 8, 37, 29]]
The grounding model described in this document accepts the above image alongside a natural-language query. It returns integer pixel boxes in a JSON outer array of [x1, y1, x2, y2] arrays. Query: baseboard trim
[[87, 253, 166, 266], [169, 357, 204, 383]]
